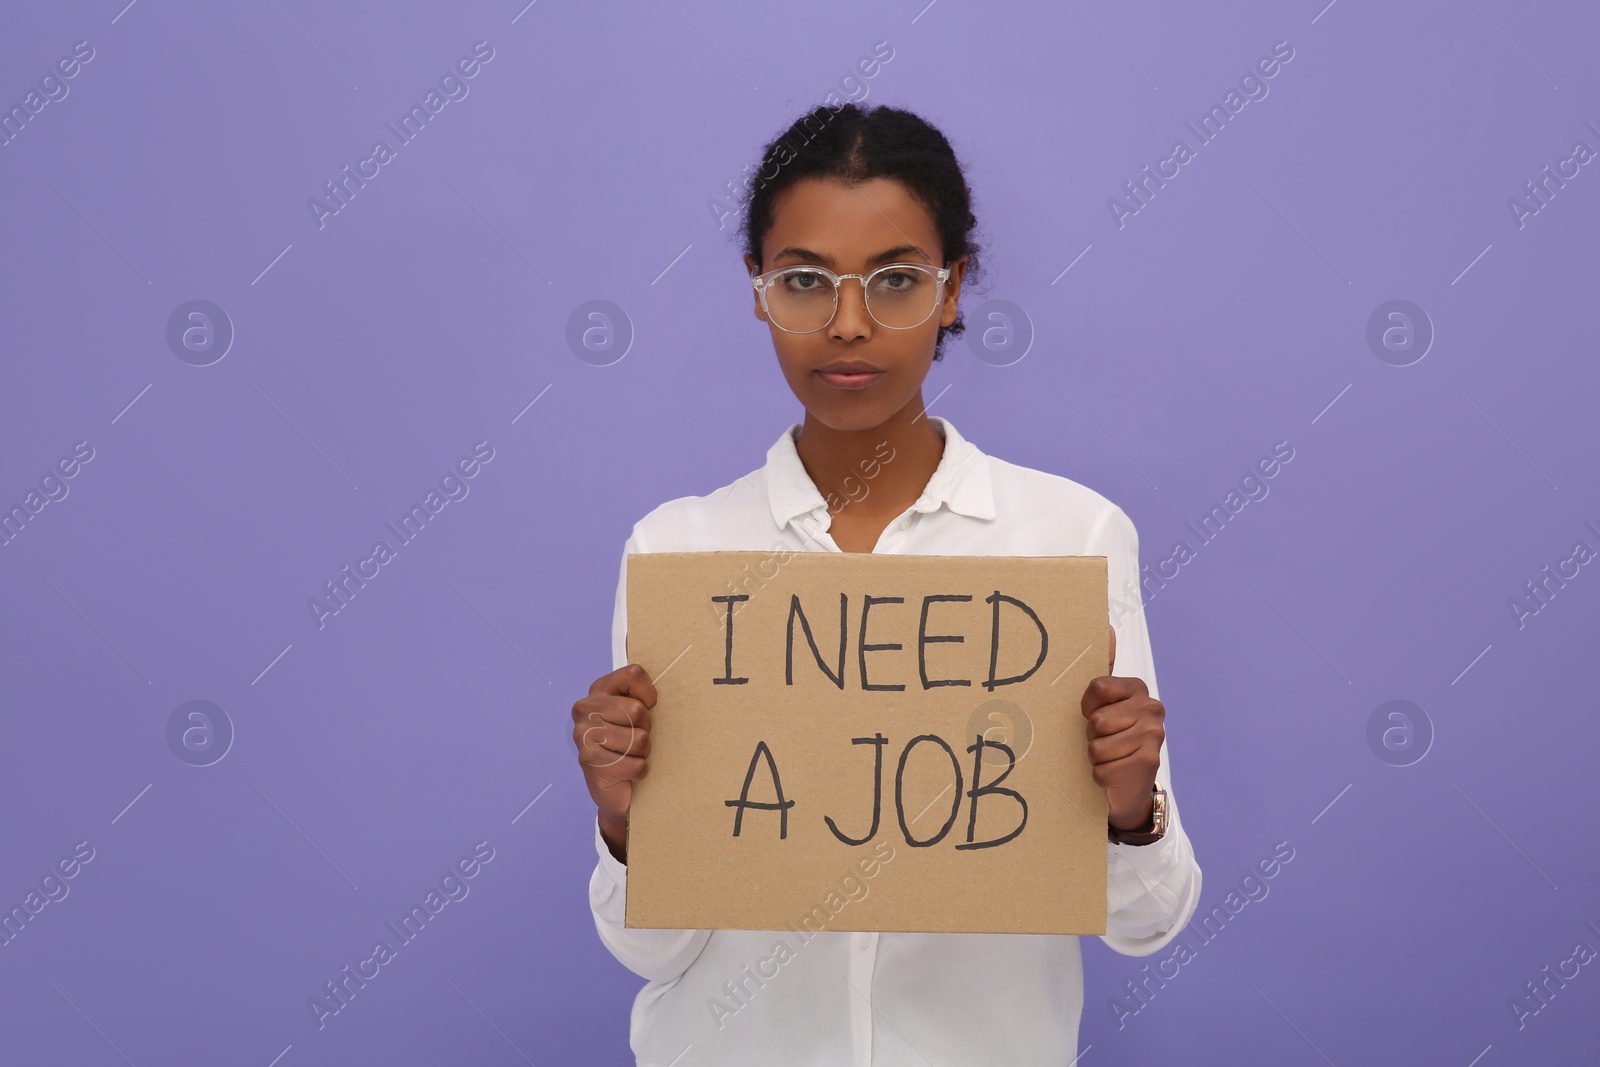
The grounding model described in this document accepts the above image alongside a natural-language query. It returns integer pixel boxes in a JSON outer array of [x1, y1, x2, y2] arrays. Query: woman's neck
[[793, 398, 945, 522]]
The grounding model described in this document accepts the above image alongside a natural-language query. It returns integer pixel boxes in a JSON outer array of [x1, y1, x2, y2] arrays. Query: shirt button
[[856, 933, 871, 949]]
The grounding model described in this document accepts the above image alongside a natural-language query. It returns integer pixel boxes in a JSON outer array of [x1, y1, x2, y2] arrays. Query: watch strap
[[1108, 785, 1168, 846]]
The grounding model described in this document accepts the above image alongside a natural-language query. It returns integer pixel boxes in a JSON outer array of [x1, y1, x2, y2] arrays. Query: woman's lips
[[816, 369, 884, 390]]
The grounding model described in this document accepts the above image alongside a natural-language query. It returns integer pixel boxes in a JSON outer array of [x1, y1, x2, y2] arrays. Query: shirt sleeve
[[1089, 505, 1204, 957], [587, 524, 715, 982]]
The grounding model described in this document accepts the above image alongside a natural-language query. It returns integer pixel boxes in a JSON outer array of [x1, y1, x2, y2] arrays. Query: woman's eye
[[877, 270, 918, 291], [784, 271, 827, 291]]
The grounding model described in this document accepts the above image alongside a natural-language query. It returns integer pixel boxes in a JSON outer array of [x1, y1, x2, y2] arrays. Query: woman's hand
[[1082, 625, 1164, 831], [572, 663, 657, 863]]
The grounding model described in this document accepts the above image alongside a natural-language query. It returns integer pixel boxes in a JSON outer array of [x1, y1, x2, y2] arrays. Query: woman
[[572, 102, 1202, 1065]]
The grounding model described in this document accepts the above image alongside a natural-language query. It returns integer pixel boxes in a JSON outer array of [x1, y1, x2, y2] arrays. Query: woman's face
[[744, 177, 966, 434]]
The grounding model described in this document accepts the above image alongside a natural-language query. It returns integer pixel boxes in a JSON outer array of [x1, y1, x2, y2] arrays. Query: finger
[[590, 663, 659, 711], [579, 733, 628, 770], [1081, 674, 1146, 717], [588, 750, 648, 783], [1108, 623, 1117, 675], [1087, 718, 1158, 764], [1088, 743, 1157, 783], [579, 718, 649, 770], [581, 715, 651, 759], [577, 693, 653, 733], [1084, 699, 1145, 740]]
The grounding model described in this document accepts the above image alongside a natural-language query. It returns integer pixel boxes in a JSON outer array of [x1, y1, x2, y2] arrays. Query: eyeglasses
[[751, 262, 953, 334]]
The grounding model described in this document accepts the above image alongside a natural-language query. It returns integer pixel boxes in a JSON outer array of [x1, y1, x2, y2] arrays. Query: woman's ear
[[940, 255, 968, 326], [743, 254, 769, 322]]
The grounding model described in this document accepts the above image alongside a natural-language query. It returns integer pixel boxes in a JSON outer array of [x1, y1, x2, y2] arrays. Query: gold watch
[[1107, 786, 1168, 846]]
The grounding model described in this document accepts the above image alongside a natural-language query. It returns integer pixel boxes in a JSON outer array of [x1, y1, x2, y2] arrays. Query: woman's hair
[[736, 103, 984, 361]]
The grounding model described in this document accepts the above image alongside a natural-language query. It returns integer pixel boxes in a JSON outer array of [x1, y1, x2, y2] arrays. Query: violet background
[[2, 1, 1597, 1064]]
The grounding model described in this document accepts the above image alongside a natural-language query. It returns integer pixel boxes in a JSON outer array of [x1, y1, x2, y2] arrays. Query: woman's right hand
[[572, 663, 656, 864]]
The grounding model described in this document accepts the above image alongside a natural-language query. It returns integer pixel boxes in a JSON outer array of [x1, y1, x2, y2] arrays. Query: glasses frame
[[751, 261, 953, 335]]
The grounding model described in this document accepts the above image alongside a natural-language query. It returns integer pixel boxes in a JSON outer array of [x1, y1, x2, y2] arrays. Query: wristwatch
[[1107, 786, 1168, 846]]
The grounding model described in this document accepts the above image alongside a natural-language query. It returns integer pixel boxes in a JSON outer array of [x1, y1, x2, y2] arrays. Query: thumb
[[1108, 623, 1117, 675]]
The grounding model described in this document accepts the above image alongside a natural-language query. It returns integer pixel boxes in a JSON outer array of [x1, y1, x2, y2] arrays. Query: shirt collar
[[764, 414, 997, 530]]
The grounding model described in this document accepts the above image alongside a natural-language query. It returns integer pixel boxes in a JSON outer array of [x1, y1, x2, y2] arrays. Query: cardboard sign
[[623, 551, 1109, 935]]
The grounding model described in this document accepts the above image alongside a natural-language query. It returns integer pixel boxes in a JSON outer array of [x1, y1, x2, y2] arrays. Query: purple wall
[[2, 1, 1596, 1064]]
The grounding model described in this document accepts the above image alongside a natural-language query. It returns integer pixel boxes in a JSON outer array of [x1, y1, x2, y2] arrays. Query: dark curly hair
[[734, 103, 985, 361]]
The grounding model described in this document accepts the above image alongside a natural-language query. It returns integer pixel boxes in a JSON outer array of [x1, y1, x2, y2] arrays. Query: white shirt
[[589, 415, 1203, 1066]]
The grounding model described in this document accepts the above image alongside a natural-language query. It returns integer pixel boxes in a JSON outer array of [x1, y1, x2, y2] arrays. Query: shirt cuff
[[590, 814, 629, 926], [1106, 822, 1188, 914], [1109, 821, 1184, 872], [1103, 818, 1201, 955]]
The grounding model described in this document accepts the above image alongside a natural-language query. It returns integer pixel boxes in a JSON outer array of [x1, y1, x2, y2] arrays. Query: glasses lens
[[764, 269, 837, 333], [866, 265, 940, 329]]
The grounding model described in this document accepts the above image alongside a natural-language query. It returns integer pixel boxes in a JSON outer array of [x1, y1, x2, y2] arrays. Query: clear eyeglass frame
[[750, 261, 953, 334]]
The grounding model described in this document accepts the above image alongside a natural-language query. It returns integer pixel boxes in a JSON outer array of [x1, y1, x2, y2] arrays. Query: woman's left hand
[[1082, 624, 1164, 831]]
